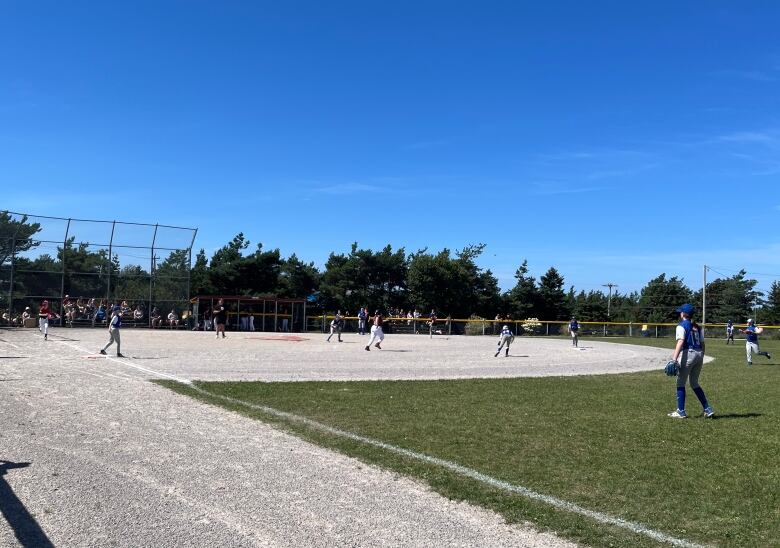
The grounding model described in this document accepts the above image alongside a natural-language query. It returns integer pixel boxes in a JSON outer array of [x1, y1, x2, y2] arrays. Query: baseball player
[[668, 304, 713, 419], [38, 300, 53, 340], [740, 319, 771, 366], [99, 305, 124, 357], [364, 310, 384, 351], [569, 317, 580, 347], [726, 320, 734, 345], [357, 307, 367, 336], [326, 311, 344, 342], [494, 324, 514, 357]]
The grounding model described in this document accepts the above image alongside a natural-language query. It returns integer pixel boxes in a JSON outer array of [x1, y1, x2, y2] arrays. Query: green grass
[[157, 338, 780, 547]]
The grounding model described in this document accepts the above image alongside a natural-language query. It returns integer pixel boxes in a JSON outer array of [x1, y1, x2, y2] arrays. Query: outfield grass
[[158, 337, 780, 547]]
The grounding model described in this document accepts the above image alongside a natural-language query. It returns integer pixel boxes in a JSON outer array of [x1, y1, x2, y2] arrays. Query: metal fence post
[[7, 237, 15, 315], [60, 218, 72, 316], [106, 220, 115, 304]]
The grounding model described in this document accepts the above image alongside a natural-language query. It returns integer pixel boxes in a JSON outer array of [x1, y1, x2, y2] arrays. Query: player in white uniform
[[740, 319, 770, 366], [364, 311, 384, 351], [38, 300, 52, 340], [725, 320, 734, 345], [494, 325, 514, 357]]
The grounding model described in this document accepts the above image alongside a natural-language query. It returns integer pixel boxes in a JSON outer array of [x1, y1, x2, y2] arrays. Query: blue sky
[[2, 1, 779, 294]]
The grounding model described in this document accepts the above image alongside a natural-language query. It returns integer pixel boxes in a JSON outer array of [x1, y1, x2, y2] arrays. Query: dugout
[[190, 295, 306, 332]]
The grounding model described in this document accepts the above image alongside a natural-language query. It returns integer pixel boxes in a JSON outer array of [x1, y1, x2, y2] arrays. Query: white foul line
[[53, 339, 192, 385], [54, 337, 706, 548], [186, 386, 708, 548]]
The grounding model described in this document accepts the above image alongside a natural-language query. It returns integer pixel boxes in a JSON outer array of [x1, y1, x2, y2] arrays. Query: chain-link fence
[[1, 211, 196, 328], [306, 316, 780, 340]]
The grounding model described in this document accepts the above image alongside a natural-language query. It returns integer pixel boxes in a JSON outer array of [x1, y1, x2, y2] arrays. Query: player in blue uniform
[[569, 317, 580, 347], [725, 320, 734, 345], [494, 325, 514, 357], [668, 304, 713, 419], [740, 319, 770, 366]]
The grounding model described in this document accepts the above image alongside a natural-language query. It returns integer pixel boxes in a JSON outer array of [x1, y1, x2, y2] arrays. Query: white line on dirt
[[53, 337, 707, 548]]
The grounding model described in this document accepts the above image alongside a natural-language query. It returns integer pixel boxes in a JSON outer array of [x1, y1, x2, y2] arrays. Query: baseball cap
[[747, 318, 754, 324], [676, 303, 694, 315], [503, 325, 509, 330]]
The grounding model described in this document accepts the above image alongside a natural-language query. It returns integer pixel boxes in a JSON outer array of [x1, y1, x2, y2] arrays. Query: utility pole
[[603, 283, 618, 318], [702, 265, 707, 336]]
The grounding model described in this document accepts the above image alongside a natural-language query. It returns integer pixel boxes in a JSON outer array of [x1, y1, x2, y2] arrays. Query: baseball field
[[1, 327, 778, 547]]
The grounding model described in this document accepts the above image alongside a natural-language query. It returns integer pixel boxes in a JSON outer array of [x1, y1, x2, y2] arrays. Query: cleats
[[704, 406, 715, 418], [667, 409, 687, 419], [99, 349, 106, 355], [765, 353, 771, 360], [116, 353, 124, 358], [364, 345, 370, 351], [494, 351, 500, 357], [747, 361, 752, 366], [374, 343, 381, 349]]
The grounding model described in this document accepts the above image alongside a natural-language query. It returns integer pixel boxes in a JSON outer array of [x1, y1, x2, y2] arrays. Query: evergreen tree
[[537, 267, 569, 320], [505, 260, 539, 319]]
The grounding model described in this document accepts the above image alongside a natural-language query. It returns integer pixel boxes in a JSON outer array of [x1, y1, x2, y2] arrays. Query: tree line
[[3, 213, 780, 324]]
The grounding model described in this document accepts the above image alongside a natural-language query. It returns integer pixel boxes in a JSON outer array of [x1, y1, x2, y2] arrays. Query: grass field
[[159, 337, 780, 547]]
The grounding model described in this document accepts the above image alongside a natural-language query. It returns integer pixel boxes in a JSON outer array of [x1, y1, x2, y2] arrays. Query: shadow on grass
[[713, 413, 763, 420]]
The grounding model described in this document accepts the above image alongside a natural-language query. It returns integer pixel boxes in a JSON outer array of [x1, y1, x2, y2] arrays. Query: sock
[[692, 386, 709, 409], [676, 387, 686, 412]]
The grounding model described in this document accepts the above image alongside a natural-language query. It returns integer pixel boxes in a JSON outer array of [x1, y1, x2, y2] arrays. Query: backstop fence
[[308, 315, 780, 340], [1, 211, 197, 327]]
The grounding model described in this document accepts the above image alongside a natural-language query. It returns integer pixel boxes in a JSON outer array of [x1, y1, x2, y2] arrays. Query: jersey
[[569, 320, 579, 332], [676, 319, 702, 351], [500, 326, 513, 339], [110, 314, 122, 330], [744, 325, 758, 343]]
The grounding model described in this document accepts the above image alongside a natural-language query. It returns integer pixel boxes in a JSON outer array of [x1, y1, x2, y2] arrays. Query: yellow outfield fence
[[307, 315, 780, 340]]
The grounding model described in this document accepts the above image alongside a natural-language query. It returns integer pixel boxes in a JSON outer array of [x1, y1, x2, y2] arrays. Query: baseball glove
[[664, 360, 680, 377]]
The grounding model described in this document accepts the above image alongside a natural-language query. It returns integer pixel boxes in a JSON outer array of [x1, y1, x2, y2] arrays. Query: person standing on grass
[[726, 320, 734, 345], [365, 310, 384, 351], [213, 298, 227, 338], [668, 303, 713, 419], [100, 305, 124, 357], [569, 317, 580, 347], [740, 318, 771, 366]]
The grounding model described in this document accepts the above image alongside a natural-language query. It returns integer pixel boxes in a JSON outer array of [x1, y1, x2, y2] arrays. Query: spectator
[[93, 305, 106, 327], [133, 305, 145, 323], [168, 309, 180, 328], [203, 308, 212, 331], [151, 307, 162, 328]]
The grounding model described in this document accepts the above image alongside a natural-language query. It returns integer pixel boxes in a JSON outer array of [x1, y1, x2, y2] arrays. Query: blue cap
[[676, 303, 694, 315]]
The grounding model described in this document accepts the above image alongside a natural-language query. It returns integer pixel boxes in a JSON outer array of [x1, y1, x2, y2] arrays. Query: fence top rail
[[315, 315, 780, 329], [2, 210, 197, 232]]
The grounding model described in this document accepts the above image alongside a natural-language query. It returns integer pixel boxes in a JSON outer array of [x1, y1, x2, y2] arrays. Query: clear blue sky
[[2, 1, 779, 294]]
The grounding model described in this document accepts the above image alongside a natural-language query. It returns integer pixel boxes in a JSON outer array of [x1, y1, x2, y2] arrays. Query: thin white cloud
[[310, 182, 384, 195], [403, 139, 450, 150], [711, 69, 777, 82]]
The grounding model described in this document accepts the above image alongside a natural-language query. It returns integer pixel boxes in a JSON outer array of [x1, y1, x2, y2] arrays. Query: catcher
[[494, 324, 514, 357], [665, 303, 714, 419]]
